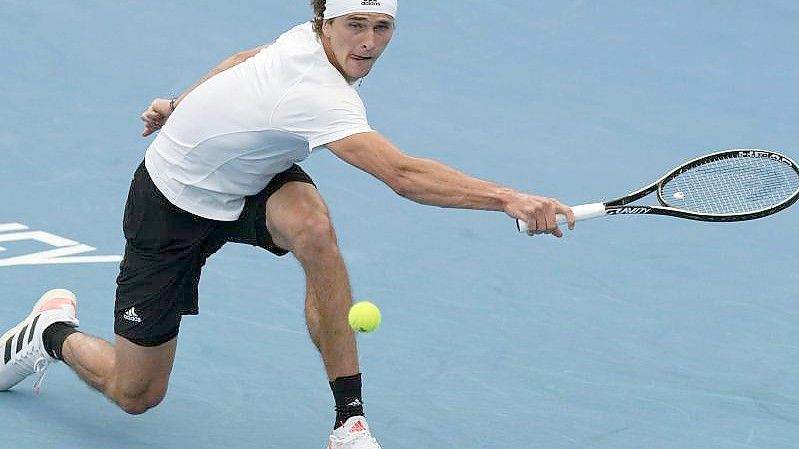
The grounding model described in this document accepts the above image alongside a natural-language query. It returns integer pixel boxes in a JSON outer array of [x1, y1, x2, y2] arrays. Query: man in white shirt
[[0, 1, 574, 447]]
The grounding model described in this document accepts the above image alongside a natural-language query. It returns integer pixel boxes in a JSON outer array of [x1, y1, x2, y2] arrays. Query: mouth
[[351, 55, 373, 61]]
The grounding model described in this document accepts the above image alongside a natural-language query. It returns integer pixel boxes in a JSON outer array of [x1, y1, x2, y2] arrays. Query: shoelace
[[32, 357, 49, 395], [11, 342, 52, 395]]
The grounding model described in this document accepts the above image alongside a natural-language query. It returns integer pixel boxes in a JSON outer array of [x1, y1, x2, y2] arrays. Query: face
[[321, 13, 395, 83]]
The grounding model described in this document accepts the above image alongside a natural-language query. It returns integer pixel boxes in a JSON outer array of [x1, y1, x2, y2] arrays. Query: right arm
[[327, 132, 575, 237], [140, 44, 270, 137]]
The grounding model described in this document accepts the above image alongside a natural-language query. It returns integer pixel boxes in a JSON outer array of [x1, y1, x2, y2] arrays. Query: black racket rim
[[606, 198, 799, 222], [651, 149, 799, 221]]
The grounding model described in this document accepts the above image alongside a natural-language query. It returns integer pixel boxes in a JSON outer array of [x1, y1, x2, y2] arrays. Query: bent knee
[[117, 389, 167, 415], [285, 212, 339, 258], [112, 379, 168, 415], [110, 336, 176, 415]]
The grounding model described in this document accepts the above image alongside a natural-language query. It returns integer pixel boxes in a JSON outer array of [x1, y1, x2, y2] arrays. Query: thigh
[[113, 335, 177, 397], [265, 181, 330, 251], [216, 164, 317, 255]]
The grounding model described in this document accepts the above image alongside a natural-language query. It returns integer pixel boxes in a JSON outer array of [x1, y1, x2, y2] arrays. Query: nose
[[361, 29, 376, 51]]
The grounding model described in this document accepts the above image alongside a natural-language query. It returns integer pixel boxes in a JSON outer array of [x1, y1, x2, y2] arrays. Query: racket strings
[[660, 154, 799, 214]]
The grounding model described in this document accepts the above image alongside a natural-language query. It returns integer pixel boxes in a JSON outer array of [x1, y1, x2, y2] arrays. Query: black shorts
[[114, 161, 314, 347]]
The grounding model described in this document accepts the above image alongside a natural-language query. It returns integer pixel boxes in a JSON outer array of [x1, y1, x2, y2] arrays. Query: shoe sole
[[0, 289, 77, 350]]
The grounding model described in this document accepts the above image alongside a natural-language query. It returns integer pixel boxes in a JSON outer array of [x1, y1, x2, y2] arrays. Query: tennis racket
[[517, 149, 799, 233]]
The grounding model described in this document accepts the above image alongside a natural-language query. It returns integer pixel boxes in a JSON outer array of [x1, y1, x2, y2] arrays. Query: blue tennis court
[[2, 2, 798, 448]]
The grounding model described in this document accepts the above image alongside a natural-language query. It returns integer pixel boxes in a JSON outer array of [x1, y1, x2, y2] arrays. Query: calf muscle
[[63, 333, 177, 414]]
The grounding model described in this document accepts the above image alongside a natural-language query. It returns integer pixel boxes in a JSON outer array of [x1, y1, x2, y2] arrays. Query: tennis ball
[[348, 301, 381, 333]]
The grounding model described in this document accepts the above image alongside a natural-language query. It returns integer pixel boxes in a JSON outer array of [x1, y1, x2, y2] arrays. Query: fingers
[[139, 98, 174, 138], [520, 197, 574, 238], [557, 203, 576, 231], [141, 110, 161, 122], [524, 218, 537, 236], [141, 119, 161, 137], [525, 228, 562, 238], [542, 202, 558, 235], [142, 126, 158, 137], [140, 110, 163, 137], [534, 198, 559, 236]]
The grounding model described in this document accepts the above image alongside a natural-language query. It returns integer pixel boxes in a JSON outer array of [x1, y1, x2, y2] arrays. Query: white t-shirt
[[144, 22, 373, 221]]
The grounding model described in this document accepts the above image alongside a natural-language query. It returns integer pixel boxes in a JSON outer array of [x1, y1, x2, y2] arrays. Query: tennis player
[[0, 1, 574, 447]]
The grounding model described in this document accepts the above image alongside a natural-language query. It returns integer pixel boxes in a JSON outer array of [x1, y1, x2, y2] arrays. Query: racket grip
[[516, 203, 606, 233]]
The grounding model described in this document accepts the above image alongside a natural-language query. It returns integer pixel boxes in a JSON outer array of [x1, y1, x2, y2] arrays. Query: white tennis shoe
[[0, 289, 79, 392], [327, 416, 382, 449]]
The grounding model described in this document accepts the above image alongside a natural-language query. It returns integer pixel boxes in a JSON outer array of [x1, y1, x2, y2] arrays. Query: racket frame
[[516, 149, 799, 232]]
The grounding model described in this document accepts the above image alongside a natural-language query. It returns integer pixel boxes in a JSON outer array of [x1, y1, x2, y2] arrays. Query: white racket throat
[[516, 203, 605, 233]]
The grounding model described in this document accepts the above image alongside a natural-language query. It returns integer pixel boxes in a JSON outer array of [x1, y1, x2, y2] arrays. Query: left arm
[[140, 44, 270, 136]]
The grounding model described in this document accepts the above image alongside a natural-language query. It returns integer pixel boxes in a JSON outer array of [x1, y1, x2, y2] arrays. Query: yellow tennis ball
[[348, 301, 381, 333]]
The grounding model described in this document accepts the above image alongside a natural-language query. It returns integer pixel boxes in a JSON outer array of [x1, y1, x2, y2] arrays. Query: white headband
[[323, 0, 398, 19]]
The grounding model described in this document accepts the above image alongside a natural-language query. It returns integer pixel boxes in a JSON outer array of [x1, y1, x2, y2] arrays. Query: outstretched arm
[[326, 132, 575, 237], [140, 44, 270, 137]]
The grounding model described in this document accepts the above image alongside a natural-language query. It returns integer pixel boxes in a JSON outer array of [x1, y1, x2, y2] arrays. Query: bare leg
[[265, 182, 358, 380], [60, 333, 115, 392], [61, 333, 177, 414], [301, 241, 359, 380]]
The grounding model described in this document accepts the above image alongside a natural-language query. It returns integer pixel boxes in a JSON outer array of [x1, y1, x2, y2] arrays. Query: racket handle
[[516, 203, 606, 233]]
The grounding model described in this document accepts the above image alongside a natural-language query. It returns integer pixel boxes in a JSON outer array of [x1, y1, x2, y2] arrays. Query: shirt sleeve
[[273, 84, 374, 150]]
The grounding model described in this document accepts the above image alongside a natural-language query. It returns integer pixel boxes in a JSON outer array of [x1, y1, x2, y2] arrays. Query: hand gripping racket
[[517, 149, 799, 233]]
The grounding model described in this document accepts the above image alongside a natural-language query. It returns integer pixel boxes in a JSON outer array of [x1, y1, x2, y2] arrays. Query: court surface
[[1, 2, 798, 448]]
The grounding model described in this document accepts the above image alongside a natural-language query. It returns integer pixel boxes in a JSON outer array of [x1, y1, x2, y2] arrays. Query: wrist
[[497, 187, 519, 212], [169, 96, 179, 112]]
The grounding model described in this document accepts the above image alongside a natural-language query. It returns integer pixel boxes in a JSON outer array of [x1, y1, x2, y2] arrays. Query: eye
[[349, 22, 363, 29]]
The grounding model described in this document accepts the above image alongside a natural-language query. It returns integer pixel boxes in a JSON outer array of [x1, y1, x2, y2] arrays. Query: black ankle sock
[[330, 373, 364, 429], [42, 322, 80, 360]]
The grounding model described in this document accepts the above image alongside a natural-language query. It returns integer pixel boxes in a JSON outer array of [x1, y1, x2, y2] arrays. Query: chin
[[347, 65, 373, 80], [357, 68, 373, 79]]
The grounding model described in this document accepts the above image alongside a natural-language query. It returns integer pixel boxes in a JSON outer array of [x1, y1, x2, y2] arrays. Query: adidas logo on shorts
[[123, 307, 142, 323]]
